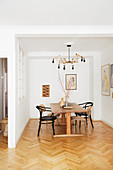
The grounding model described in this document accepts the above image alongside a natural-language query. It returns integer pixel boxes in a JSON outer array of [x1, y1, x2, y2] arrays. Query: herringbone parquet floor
[[0, 120, 113, 170]]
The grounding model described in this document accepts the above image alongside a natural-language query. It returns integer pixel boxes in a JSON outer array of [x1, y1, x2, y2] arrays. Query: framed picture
[[101, 64, 110, 96], [42, 85, 50, 97], [65, 74, 77, 90], [111, 64, 113, 88]]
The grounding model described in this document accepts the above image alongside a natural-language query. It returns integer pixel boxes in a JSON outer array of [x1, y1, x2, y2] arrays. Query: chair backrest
[[36, 104, 51, 118], [79, 102, 93, 109], [85, 102, 93, 109], [36, 105, 43, 118], [40, 104, 46, 112], [87, 106, 92, 116]]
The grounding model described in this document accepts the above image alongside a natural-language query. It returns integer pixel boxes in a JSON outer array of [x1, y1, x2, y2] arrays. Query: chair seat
[[47, 113, 60, 117], [41, 116, 57, 121], [76, 112, 87, 116], [71, 116, 86, 121]]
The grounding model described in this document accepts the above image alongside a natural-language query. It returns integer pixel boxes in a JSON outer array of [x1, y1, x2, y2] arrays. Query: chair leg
[[52, 121, 55, 135], [87, 119, 91, 136], [84, 121, 86, 134], [85, 116, 88, 125], [37, 121, 41, 136], [79, 120, 81, 129], [90, 115, 94, 128], [75, 120, 77, 127]]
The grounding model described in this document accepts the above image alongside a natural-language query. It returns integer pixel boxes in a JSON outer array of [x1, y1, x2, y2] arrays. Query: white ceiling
[[19, 37, 113, 54], [0, 0, 113, 26]]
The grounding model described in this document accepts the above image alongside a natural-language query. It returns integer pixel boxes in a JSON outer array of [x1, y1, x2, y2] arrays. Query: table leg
[[66, 112, 71, 134]]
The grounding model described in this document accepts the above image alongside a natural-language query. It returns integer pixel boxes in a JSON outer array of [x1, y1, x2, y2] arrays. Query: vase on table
[[60, 98, 65, 107]]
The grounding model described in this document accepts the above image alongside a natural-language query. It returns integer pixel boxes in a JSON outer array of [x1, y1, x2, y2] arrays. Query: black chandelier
[[52, 44, 86, 70]]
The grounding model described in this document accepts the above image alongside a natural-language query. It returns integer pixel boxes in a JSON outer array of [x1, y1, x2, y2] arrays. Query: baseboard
[[16, 119, 30, 147], [93, 120, 101, 122], [101, 119, 113, 128], [30, 118, 39, 120]]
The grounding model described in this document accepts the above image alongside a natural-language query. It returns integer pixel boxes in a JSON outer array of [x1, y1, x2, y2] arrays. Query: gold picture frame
[[111, 64, 113, 88], [65, 74, 77, 90], [101, 64, 110, 96]]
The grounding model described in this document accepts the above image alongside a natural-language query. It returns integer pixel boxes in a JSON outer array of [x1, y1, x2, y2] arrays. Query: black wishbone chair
[[75, 102, 94, 129], [36, 104, 58, 136]]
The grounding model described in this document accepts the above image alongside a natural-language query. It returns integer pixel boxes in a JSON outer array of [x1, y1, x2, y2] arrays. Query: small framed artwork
[[65, 74, 77, 90], [101, 64, 110, 96], [42, 85, 50, 97], [111, 64, 113, 88]]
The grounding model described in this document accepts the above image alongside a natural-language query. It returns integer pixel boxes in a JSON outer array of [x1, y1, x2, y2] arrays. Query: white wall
[[93, 53, 101, 120], [0, 30, 16, 148], [101, 43, 113, 127], [29, 57, 90, 118]]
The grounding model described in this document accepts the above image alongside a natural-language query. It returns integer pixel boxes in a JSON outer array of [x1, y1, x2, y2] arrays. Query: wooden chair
[[36, 104, 58, 136], [72, 106, 92, 135], [71, 115, 86, 134], [75, 102, 94, 129]]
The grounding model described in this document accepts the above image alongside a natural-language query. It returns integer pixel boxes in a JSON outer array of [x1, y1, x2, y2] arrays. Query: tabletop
[[50, 103, 87, 114]]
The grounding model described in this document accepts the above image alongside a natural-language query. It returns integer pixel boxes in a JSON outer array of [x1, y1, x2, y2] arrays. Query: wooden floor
[[0, 124, 8, 149], [0, 120, 113, 169]]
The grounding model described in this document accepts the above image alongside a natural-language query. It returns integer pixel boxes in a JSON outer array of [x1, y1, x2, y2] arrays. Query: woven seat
[[71, 116, 86, 121], [41, 116, 56, 121]]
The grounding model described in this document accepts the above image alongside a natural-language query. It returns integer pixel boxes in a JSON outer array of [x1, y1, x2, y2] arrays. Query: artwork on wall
[[42, 85, 50, 97], [101, 64, 110, 96], [65, 74, 77, 90], [111, 64, 113, 88]]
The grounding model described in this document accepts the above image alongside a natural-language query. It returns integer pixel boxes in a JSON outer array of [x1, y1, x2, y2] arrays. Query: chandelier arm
[[75, 54, 78, 63], [53, 55, 61, 60], [64, 58, 68, 63], [75, 53, 85, 62], [74, 57, 77, 63], [63, 61, 67, 64], [58, 58, 62, 64], [76, 54, 83, 58]]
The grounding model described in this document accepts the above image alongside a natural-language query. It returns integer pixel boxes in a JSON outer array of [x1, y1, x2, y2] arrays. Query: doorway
[[0, 58, 8, 145]]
